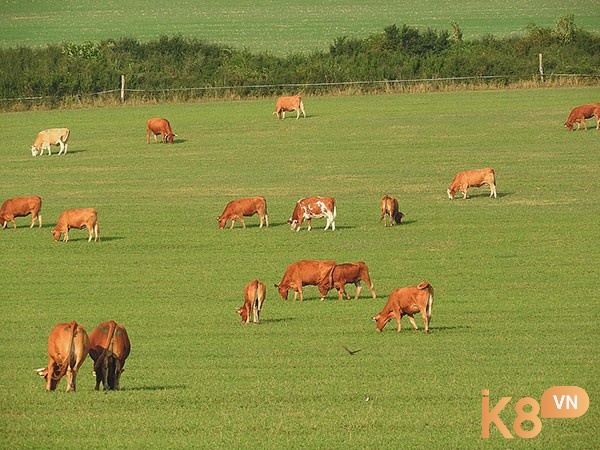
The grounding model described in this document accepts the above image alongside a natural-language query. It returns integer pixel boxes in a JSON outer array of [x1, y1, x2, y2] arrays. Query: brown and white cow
[[288, 196, 336, 231], [237, 279, 267, 324], [146, 118, 176, 144], [0, 196, 42, 230], [31, 128, 70, 156], [447, 168, 497, 199], [36, 321, 89, 392], [217, 196, 269, 229], [564, 103, 600, 131], [380, 195, 404, 226], [88, 320, 131, 391], [275, 259, 336, 301], [372, 281, 435, 333], [52, 208, 99, 242], [273, 95, 306, 119], [329, 262, 377, 301]]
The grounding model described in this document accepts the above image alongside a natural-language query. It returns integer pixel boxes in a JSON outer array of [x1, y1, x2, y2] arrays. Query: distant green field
[[1, 0, 598, 54], [0, 87, 597, 448]]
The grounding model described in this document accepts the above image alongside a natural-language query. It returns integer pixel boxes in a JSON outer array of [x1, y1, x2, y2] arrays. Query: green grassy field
[[1, 0, 598, 54], [0, 87, 598, 448]]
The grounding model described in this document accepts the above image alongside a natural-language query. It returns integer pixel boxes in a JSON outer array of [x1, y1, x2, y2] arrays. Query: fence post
[[120, 74, 125, 102], [538, 54, 544, 82]]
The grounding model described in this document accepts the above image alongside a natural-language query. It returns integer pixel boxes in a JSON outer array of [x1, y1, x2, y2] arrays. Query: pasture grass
[[1, 0, 598, 54], [0, 87, 598, 449]]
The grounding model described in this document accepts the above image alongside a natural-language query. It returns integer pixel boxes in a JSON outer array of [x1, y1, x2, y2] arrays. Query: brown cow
[[380, 195, 404, 226], [52, 208, 99, 242], [447, 168, 497, 199], [564, 103, 600, 131], [288, 196, 336, 231], [88, 320, 131, 391], [237, 279, 267, 324], [146, 118, 176, 144], [217, 196, 269, 229], [273, 95, 306, 119], [0, 196, 42, 230], [36, 321, 89, 392], [329, 262, 377, 301], [372, 281, 435, 333], [31, 128, 70, 156], [275, 259, 336, 301]]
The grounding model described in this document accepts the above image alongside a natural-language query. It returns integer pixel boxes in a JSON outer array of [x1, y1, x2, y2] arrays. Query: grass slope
[[0, 87, 598, 448], [1, 1, 598, 54]]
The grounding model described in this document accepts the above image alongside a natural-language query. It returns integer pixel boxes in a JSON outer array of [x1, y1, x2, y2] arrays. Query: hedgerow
[[0, 15, 598, 110]]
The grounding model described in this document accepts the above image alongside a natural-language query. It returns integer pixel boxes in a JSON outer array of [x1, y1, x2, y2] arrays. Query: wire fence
[[1, 73, 598, 103]]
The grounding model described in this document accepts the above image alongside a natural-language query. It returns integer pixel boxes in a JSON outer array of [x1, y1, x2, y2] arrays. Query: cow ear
[[417, 281, 430, 290]]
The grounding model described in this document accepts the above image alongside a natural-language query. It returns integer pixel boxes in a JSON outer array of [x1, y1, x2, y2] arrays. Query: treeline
[[1, 15, 598, 110]]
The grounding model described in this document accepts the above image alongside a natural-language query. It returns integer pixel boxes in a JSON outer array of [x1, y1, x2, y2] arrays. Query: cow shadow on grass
[[462, 191, 512, 199], [124, 384, 187, 392]]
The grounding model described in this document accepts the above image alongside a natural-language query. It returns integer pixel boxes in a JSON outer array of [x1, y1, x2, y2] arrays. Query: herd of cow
[[16, 98, 597, 393]]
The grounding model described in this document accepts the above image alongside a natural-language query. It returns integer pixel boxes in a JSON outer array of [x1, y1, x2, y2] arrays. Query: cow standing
[[275, 259, 336, 301], [217, 197, 269, 229], [88, 321, 131, 391], [372, 281, 435, 333], [564, 103, 600, 131], [380, 195, 404, 226], [146, 118, 176, 144], [329, 262, 377, 301], [288, 196, 336, 231], [0, 196, 42, 229], [52, 208, 99, 242], [36, 321, 89, 392], [31, 128, 70, 156], [447, 168, 497, 199], [237, 280, 267, 324], [273, 96, 306, 119]]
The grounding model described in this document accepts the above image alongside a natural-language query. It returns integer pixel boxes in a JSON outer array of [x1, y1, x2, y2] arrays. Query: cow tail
[[94, 321, 117, 372], [64, 129, 71, 143], [426, 286, 434, 318], [52, 322, 78, 382]]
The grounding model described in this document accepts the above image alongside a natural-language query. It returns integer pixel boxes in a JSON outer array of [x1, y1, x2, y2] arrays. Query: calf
[[31, 128, 70, 156], [52, 208, 99, 242], [330, 262, 377, 301], [88, 320, 131, 391], [237, 279, 266, 324], [447, 168, 497, 199], [0, 196, 42, 229], [380, 195, 404, 226], [564, 103, 600, 131], [217, 196, 269, 229], [275, 259, 336, 301], [373, 281, 434, 333], [146, 118, 176, 143], [273, 95, 306, 119], [36, 321, 89, 392]]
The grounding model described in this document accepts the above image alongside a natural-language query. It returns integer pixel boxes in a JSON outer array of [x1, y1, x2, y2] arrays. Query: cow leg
[[354, 283, 362, 300], [490, 183, 497, 198], [229, 219, 236, 230], [421, 310, 430, 334], [58, 141, 65, 155], [407, 315, 419, 331], [240, 217, 246, 229], [396, 313, 403, 332], [66, 366, 77, 392], [306, 218, 312, 231], [114, 360, 123, 390]]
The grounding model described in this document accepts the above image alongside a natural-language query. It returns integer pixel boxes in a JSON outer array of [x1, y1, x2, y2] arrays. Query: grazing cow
[[288, 196, 336, 231], [373, 281, 435, 333], [237, 279, 267, 324], [380, 195, 404, 226], [0, 196, 42, 230], [275, 259, 336, 301], [52, 208, 99, 242], [146, 118, 176, 144], [31, 128, 70, 156], [273, 95, 306, 119], [88, 320, 131, 391], [447, 168, 497, 199], [564, 103, 600, 131], [36, 321, 89, 392], [329, 262, 377, 301], [217, 196, 269, 229]]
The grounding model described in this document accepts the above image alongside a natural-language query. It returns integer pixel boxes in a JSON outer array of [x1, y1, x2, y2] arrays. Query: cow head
[[51, 229, 62, 242], [288, 218, 299, 231], [35, 366, 61, 390], [372, 312, 394, 332], [164, 133, 176, 144], [447, 188, 456, 200], [274, 283, 289, 300], [565, 122, 574, 131], [31, 145, 39, 157], [217, 216, 227, 229], [236, 306, 249, 323]]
